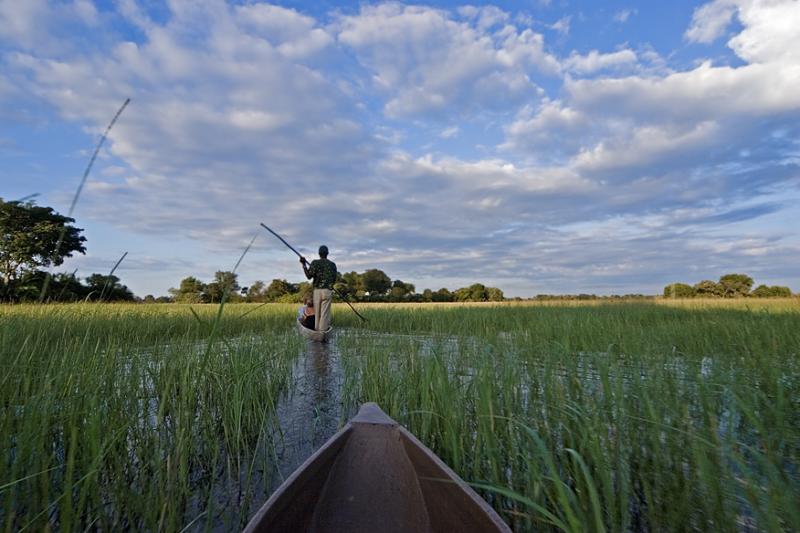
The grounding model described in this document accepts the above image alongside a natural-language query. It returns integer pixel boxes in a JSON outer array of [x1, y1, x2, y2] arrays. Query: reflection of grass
[[0, 303, 301, 531], [338, 300, 800, 532]]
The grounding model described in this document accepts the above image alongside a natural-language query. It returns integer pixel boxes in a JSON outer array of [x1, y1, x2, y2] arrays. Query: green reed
[[338, 300, 800, 532], [0, 303, 301, 531], [2, 300, 798, 531]]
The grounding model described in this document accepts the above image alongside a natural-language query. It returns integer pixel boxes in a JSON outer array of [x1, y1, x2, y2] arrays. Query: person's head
[[304, 296, 313, 307], [318, 245, 329, 258]]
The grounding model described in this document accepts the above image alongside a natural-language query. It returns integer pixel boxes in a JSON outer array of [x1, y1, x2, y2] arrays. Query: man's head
[[318, 245, 329, 258]]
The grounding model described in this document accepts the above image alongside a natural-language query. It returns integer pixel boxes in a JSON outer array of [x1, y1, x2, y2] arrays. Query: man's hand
[[300, 257, 307, 265]]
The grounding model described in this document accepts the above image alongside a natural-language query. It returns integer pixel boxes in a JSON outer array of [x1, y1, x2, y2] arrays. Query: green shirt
[[308, 258, 337, 289]]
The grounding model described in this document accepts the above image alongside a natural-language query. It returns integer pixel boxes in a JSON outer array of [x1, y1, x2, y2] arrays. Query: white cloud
[[4, 0, 375, 249], [0, 0, 100, 51], [234, 4, 333, 59], [564, 49, 637, 74], [336, 4, 559, 118], [613, 9, 637, 23], [687, 0, 800, 62], [566, 61, 800, 119], [73, 0, 98, 25], [457, 5, 509, 30], [727, 0, 800, 63], [573, 121, 720, 173], [440, 126, 459, 138], [0, 0, 50, 49], [685, 0, 738, 43], [550, 16, 571, 35], [2, 1, 799, 295]]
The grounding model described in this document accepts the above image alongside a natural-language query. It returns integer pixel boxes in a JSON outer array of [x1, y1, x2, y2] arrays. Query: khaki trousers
[[313, 289, 332, 331]]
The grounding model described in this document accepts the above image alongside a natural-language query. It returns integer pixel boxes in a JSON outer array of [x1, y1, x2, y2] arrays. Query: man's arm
[[300, 257, 312, 280]]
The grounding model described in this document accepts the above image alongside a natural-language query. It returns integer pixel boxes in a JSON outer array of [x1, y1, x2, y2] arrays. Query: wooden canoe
[[244, 403, 511, 533], [297, 319, 332, 343]]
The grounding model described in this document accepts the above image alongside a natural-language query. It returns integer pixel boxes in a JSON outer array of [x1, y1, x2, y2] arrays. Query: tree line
[[663, 273, 793, 298], [163, 269, 505, 304]]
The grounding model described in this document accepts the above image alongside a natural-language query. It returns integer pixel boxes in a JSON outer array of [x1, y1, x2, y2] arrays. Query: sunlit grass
[[0, 303, 301, 531], [338, 301, 800, 532], [2, 300, 798, 531]]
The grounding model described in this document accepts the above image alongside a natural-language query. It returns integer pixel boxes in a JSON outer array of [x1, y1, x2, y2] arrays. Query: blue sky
[[1, 0, 798, 297]]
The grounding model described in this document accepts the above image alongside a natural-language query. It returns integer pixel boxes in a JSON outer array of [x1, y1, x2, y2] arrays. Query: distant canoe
[[297, 319, 332, 343], [244, 402, 511, 533]]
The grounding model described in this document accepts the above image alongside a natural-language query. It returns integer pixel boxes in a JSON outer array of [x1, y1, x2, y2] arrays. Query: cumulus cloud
[[507, 0, 800, 183], [564, 49, 637, 75], [550, 16, 571, 35], [1, 0, 798, 295], [234, 3, 333, 59], [685, 0, 738, 43], [4, 0, 375, 248], [336, 3, 559, 118], [727, 0, 800, 63], [0, 0, 103, 53]]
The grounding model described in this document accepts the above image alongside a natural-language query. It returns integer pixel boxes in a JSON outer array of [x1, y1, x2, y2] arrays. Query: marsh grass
[[2, 299, 798, 531], [338, 300, 800, 532], [0, 303, 301, 531]]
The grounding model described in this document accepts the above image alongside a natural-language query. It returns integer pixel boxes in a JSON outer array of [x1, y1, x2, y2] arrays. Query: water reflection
[[268, 336, 345, 486]]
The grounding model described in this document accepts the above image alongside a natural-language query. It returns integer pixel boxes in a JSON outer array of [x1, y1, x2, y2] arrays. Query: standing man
[[300, 245, 337, 331]]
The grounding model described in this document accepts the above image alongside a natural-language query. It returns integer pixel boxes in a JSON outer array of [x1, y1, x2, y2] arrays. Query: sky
[[1, 0, 799, 298]]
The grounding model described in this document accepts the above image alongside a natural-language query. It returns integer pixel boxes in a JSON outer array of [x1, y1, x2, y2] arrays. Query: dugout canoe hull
[[243, 402, 511, 533], [297, 320, 332, 343]]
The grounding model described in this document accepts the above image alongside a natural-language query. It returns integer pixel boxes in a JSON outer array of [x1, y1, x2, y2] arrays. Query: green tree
[[204, 271, 240, 303], [264, 279, 295, 302], [465, 283, 488, 301], [169, 276, 207, 303], [486, 287, 504, 301], [0, 199, 86, 300], [361, 269, 391, 296], [295, 281, 313, 301], [339, 271, 363, 298], [663, 283, 696, 298], [421, 288, 433, 302], [453, 287, 471, 301], [390, 279, 415, 300], [84, 273, 135, 302], [245, 280, 267, 302], [50, 271, 84, 302], [718, 273, 754, 298], [694, 280, 722, 297], [752, 284, 792, 297], [432, 288, 453, 302]]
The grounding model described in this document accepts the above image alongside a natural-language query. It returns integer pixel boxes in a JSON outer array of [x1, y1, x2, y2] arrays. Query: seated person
[[298, 297, 316, 329]]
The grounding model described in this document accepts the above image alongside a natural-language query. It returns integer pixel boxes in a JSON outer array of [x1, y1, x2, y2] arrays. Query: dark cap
[[319, 245, 329, 257]]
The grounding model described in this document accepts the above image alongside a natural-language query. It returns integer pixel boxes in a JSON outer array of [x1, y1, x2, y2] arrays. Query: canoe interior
[[296, 320, 332, 343], [244, 403, 510, 533]]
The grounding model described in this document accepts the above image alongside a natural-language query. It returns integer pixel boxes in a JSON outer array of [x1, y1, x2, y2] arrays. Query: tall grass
[[2, 300, 798, 531], [0, 303, 301, 531], [338, 300, 800, 532]]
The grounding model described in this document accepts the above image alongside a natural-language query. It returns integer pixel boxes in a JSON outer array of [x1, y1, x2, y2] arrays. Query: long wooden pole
[[259, 223, 368, 323]]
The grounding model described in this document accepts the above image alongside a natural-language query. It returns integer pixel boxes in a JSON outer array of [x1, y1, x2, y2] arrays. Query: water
[[268, 338, 347, 485], [211, 335, 349, 531]]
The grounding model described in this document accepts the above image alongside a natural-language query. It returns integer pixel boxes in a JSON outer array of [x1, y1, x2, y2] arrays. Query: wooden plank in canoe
[[244, 403, 511, 533]]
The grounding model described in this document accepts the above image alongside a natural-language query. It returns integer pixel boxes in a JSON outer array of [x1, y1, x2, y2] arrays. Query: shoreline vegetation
[[2, 299, 798, 531]]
